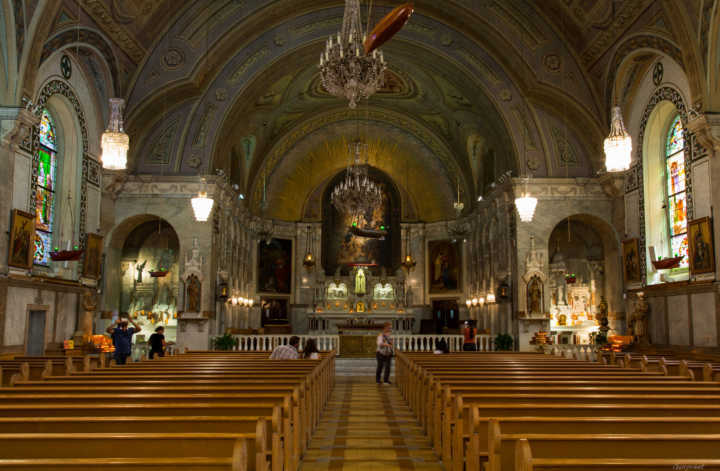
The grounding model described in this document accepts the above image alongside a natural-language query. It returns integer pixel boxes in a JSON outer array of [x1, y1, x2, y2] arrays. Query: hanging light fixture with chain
[[101, 100, 129, 170], [331, 139, 382, 219], [319, 0, 388, 108], [303, 225, 316, 268], [604, 106, 632, 172], [514, 30, 537, 223]]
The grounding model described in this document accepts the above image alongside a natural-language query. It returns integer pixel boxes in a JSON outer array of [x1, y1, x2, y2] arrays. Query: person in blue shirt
[[106, 318, 140, 365]]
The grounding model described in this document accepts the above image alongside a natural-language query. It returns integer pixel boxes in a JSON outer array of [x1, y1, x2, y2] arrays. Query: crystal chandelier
[[604, 106, 633, 172], [331, 140, 382, 218], [319, 0, 386, 108], [191, 178, 214, 222], [101, 98, 129, 170]]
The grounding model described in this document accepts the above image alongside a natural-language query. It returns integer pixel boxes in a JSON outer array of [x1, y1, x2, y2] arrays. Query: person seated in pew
[[148, 326, 166, 359], [303, 338, 320, 360], [434, 338, 449, 354], [270, 336, 300, 360], [106, 317, 140, 365]]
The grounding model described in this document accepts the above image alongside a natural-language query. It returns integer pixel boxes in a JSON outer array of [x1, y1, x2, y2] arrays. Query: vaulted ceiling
[[33, 0, 706, 221]]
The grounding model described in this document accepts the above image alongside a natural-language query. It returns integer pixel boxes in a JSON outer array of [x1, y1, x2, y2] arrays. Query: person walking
[[376, 322, 393, 384], [303, 338, 320, 359], [462, 320, 478, 351], [107, 318, 141, 365], [270, 335, 300, 359], [148, 326, 166, 359]]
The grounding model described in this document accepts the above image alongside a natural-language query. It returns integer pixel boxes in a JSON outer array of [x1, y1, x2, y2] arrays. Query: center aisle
[[299, 374, 446, 470]]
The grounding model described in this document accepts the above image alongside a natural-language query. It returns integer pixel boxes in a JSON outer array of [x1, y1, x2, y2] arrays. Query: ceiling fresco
[[38, 0, 697, 221]]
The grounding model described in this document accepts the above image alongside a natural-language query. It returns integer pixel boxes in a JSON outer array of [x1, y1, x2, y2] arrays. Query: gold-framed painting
[[428, 239, 462, 294], [688, 217, 715, 275], [82, 233, 104, 279], [8, 209, 35, 269], [622, 238, 641, 283]]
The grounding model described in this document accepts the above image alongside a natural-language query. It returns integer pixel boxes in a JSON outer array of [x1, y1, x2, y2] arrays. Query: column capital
[[686, 110, 720, 155], [0, 107, 39, 151]]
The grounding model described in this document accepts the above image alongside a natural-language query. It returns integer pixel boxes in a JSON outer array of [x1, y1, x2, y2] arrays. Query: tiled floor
[[299, 372, 445, 470]]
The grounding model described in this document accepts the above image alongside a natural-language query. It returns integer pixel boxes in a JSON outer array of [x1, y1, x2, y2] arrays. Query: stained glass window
[[665, 115, 687, 268], [34, 109, 58, 265]]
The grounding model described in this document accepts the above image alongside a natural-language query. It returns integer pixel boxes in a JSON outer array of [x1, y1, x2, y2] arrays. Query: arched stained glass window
[[665, 115, 687, 267], [34, 109, 58, 265]]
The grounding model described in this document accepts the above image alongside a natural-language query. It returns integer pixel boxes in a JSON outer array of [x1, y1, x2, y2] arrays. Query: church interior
[[2, 0, 720, 469]]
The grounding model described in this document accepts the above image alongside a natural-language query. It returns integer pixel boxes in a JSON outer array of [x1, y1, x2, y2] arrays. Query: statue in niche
[[630, 292, 649, 344], [186, 275, 201, 312], [558, 314, 567, 326], [136, 260, 147, 283], [527, 276, 543, 315], [355, 268, 366, 296]]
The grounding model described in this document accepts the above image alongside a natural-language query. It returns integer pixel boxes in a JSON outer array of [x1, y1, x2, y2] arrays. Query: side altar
[[307, 265, 415, 335]]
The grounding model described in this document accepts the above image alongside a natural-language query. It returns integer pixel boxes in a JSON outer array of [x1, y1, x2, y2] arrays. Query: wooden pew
[[0, 430, 264, 471], [488, 419, 720, 471], [514, 437, 720, 471]]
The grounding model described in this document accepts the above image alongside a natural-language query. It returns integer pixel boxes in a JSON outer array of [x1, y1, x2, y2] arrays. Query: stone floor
[[299, 361, 445, 470]]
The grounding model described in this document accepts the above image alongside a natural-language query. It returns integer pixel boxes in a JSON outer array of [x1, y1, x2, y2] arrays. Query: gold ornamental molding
[[79, 0, 146, 64]]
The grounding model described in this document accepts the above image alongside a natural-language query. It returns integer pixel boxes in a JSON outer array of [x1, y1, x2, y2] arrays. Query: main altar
[[307, 265, 414, 356]]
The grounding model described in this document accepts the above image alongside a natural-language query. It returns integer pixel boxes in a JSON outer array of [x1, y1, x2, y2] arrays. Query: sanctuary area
[[1, 0, 720, 469]]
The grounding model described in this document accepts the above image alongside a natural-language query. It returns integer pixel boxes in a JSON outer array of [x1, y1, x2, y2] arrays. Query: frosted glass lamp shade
[[514, 194, 538, 222], [191, 191, 214, 221], [604, 106, 632, 172]]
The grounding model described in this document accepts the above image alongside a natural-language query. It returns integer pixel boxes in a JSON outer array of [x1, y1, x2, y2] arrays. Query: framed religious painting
[[8, 210, 36, 269], [258, 238, 292, 294], [622, 238, 641, 284], [427, 240, 462, 294], [82, 233, 104, 279], [688, 217, 715, 275]]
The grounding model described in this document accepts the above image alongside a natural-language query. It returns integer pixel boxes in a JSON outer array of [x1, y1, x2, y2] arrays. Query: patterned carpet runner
[[299, 375, 445, 470]]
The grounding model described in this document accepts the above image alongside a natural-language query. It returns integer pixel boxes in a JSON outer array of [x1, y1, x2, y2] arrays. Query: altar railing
[[543, 343, 600, 361], [233, 335, 340, 353], [393, 335, 493, 352], [230, 334, 493, 354]]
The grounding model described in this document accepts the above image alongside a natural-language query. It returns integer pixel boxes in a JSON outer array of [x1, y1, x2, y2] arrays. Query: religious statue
[[186, 274, 201, 312], [355, 268, 366, 296], [527, 277, 542, 315], [136, 260, 147, 283], [631, 292, 649, 345]]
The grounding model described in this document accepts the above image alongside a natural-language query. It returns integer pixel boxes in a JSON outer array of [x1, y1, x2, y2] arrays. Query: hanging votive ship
[[652, 255, 683, 270], [50, 243, 83, 261], [149, 267, 170, 278]]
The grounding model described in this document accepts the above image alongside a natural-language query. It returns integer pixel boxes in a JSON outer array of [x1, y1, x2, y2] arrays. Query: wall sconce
[[217, 282, 229, 302]]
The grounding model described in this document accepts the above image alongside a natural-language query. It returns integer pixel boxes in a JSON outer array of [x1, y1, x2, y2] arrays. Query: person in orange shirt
[[462, 320, 477, 351]]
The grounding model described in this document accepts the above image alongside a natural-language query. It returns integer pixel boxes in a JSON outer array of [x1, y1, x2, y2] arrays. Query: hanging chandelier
[[401, 227, 416, 271], [191, 177, 214, 222], [101, 98, 129, 170], [604, 106, 633, 172], [331, 139, 382, 218], [319, 0, 386, 108], [515, 192, 538, 222]]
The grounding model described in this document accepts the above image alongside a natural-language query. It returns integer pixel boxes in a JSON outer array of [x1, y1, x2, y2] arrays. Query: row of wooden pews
[[396, 351, 720, 471], [601, 351, 720, 381], [0, 355, 105, 386], [0, 350, 335, 471]]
